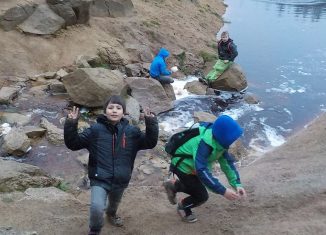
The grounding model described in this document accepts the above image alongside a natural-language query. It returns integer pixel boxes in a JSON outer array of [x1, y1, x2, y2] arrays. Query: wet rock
[[126, 77, 173, 114], [40, 118, 64, 145], [2, 128, 31, 157], [0, 112, 31, 126], [193, 111, 216, 123], [0, 87, 20, 104], [210, 63, 248, 92], [62, 68, 128, 107], [75, 55, 92, 68], [184, 80, 207, 95], [244, 93, 259, 104], [27, 85, 48, 97], [18, 4, 65, 35], [23, 126, 46, 139]]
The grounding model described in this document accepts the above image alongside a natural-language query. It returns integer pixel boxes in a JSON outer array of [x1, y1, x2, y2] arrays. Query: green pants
[[205, 59, 232, 81]]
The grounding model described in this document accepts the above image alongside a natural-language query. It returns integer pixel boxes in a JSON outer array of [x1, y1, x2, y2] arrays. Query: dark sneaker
[[163, 180, 177, 205], [88, 230, 100, 235], [198, 77, 208, 85], [177, 203, 198, 223], [107, 214, 124, 227]]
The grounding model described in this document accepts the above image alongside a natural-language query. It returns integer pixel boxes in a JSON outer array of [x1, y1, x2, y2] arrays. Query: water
[[160, 0, 326, 155]]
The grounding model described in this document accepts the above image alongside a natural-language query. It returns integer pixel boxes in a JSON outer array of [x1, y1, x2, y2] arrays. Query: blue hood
[[212, 115, 243, 148], [157, 48, 170, 58]]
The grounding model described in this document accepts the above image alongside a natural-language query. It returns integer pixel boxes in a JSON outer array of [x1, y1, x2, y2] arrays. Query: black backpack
[[165, 123, 211, 168]]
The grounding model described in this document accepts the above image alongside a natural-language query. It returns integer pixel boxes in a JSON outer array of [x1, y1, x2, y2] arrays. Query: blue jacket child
[[149, 48, 174, 84]]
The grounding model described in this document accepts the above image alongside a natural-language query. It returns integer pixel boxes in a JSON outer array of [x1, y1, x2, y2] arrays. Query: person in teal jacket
[[163, 115, 247, 223], [149, 48, 174, 84]]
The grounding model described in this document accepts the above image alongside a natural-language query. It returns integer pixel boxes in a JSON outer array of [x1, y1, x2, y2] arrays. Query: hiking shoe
[[176, 203, 198, 223], [88, 230, 100, 235], [107, 214, 124, 227], [163, 180, 177, 205], [198, 77, 208, 85]]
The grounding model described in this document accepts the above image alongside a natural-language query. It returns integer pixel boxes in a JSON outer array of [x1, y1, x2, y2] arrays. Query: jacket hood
[[212, 115, 243, 148], [157, 48, 170, 58]]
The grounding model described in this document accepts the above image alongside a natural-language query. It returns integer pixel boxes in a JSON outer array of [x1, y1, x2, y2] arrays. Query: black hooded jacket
[[217, 38, 238, 62], [64, 114, 159, 190]]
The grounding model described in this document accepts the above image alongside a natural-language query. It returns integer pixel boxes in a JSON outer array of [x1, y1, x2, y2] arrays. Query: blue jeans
[[89, 186, 125, 231]]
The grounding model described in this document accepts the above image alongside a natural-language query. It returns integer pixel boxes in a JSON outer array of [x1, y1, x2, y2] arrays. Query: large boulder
[[39, 118, 64, 145], [62, 68, 128, 107], [18, 4, 65, 35], [0, 4, 36, 31], [184, 80, 207, 95], [126, 78, 173, 114], [0, 86, 20, 104], [0, 159, 60, 192], [125, 95, 140, 124], [47, 0, 91, 24], [210, 63, 248, 92]]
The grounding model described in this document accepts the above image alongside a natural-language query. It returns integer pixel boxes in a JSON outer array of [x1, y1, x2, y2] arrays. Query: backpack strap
[[171, 154, 193, 169]]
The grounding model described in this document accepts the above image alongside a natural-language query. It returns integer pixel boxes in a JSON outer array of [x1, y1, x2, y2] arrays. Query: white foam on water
[[221, 103, 264, 120], [266, 82, 306, 94], [260, 118, 285, 147], [172, 76, 198, 99], [0, 123, 11, 136]]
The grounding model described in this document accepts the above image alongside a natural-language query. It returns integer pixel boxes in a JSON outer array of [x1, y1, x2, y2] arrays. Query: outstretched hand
[[68, 106, 79, 120], [236, 186, 247, 198]]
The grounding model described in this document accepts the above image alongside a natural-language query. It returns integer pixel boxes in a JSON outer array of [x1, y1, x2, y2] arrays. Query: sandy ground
[[0, 113, 325, 235]]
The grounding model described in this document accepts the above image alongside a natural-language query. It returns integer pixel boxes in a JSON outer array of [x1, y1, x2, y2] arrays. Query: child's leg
[[89, 186, 108, 232], [106, 188, 124, 216], [106, 188, 125, 227], [174, 169, 209, 213]]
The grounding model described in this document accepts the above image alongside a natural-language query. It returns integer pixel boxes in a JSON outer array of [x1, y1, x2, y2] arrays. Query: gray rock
[[0, 4, 36, 31], [0, 112, 31, 126], [106, 0, 134, 18], [193, 111, 216, 123], [0, 87, 20, 104], [40, 118, 64, 145], [126, 77, 173, 114], [184, 80, 207, 95], [23, 126, 46, 138], [49, 3, 77, 26], [62, 68, 128, 107], [3, 128, 31, 157], [18, 4, 65, 35], [125, 95, 140, 124], [210, 63, 248, 92]]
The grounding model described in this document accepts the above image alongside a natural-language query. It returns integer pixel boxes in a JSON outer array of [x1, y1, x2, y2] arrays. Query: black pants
[[172, 166, 209, 213]]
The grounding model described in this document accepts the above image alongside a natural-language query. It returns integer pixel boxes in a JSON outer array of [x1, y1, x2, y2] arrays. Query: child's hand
[[223, 188, 240, 201], [68, 106, 79, 120], [143, 107, 155, 118], [236, 186, 247, 198]]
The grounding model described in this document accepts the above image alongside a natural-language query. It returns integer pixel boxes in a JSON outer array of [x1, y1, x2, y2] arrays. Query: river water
[[160, 0, 326, 155]]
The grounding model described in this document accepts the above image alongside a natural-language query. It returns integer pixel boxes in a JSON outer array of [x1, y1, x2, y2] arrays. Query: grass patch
[[56, 182, 70, 192], [199, 51, 217, 63]]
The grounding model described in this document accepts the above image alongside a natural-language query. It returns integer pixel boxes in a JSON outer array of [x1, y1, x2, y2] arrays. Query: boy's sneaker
[[198, 77, 208, 85], [88, 230, 100, 235], [163, 180, 177, 205], [176, 203, 198, 223], [107, 214, 124, 227]]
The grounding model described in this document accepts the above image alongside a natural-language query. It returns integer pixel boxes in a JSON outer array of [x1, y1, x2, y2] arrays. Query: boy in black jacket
[[64, 95, 159, 235]]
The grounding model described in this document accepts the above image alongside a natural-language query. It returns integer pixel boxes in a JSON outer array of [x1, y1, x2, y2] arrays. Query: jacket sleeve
[[64, 118, 92, 151], [218, 151, 242, 189], [194, 140, 227, 195], [159, 59, 172, 76], [138, 116, 159, 150], [229, 42, 238, 61]]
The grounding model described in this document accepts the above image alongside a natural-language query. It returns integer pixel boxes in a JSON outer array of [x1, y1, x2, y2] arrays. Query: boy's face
[[105, 103, 124, 124], [221, 34, 229, 42]]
